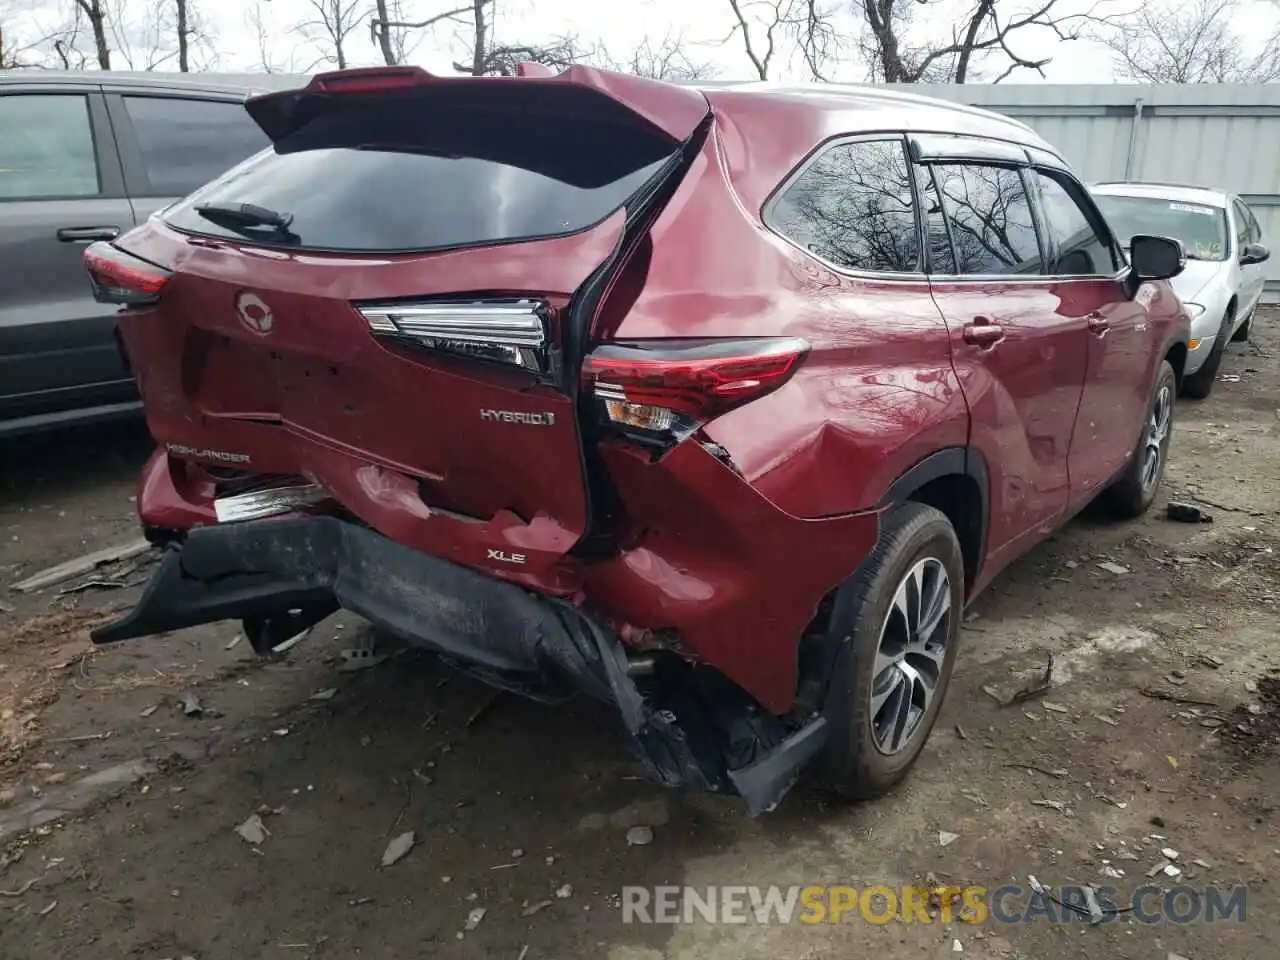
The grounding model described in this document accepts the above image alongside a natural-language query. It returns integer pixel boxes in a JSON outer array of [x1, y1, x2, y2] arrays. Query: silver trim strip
[[356, 299, 548, 371], [357, 300, 545, 346], [214, 483, 327, 524]]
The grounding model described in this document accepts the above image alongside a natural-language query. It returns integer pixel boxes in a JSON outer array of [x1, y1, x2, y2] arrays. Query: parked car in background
[[88, 68, 1189, 814], [0, 71, 303, 438], [1091, 182, 1269, 398]]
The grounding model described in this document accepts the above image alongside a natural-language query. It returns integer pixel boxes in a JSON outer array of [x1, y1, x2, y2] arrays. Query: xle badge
[[488, 549, 526, 565]]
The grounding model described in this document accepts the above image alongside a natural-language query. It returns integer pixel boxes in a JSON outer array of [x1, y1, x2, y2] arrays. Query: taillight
[[83, 241, 171, 306], [356, 299, 549, 374], [582, 337, 809, 447]]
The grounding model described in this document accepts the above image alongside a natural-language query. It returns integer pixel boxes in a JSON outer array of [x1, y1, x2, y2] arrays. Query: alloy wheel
[[1141, 383, 1173, 494], [869, 557, 951, 755]]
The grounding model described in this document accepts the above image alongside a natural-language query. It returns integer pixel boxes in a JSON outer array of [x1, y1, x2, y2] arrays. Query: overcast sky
[[15, 0, 1280, 82]]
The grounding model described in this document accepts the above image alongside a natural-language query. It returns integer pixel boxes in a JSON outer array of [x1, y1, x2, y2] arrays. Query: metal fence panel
[[906, 84, 1280, 299]]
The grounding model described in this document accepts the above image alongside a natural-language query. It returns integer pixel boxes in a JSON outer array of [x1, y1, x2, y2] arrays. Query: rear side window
[[123, 96, 270, 196], [1033, 171, 1119, 276], [1232, 197, 1262, 246], [1245, 203, 1262, 243], [768, 138, 920, 273], [1232, 198, 1251, 250], [931, 164, 1042, 276], [0, 94, 99, 200], [164, 96, 677, 252]]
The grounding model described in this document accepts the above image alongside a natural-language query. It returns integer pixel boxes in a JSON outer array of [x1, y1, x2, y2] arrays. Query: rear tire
[[1181, 305, 1232, 400], [1099, 360, 1177, 519], [819, 502, 964, 801], [1231, 305, 1254, 343]]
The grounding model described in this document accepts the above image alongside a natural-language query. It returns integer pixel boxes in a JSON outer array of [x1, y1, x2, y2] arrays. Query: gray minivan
[[0, 71, 303, 437]]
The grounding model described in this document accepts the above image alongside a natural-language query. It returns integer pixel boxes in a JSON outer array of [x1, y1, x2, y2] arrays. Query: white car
[[1091, 182, 1269, 398]]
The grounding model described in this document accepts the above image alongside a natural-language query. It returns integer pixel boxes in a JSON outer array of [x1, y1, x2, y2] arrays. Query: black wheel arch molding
[[876, 446, 990, 590]]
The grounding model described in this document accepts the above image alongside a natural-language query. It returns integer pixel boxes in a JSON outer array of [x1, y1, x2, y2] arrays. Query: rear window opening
[[163, 90, 682, 254]]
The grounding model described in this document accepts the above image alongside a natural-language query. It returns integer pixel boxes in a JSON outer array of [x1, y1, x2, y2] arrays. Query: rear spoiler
[[245, 64, 710, 146]]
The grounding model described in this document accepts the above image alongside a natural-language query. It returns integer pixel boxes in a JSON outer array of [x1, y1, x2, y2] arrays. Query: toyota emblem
[[236, 291, 273, 336]]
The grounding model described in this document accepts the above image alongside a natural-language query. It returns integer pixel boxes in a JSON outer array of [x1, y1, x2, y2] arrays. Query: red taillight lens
[[84, 242, 171, 306], [583, 337, 809, 445]]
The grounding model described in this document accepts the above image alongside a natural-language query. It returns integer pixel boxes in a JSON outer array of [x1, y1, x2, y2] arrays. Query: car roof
[[1090, 181, 1230, 207], [688, 80, 1056, 154], [0, 70, 307, 97]]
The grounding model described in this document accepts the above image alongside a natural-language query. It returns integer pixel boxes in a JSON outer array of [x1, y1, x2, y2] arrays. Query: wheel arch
[[793, 451, 987, 719], [1164, 339, 1188, 390], [877, 447, 989, 595]]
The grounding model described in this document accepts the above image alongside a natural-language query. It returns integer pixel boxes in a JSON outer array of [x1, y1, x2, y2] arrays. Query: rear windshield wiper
[[195, 202, 296, 235]]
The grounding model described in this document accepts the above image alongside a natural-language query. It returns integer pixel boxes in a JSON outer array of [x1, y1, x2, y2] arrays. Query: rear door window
[[0, 94, 100, 200], [930, 164, 1042, 276], [768, 138, 920, 273], [1033, 170, 1120, 276], [163, 96, 678, 253], [123, 96, 270, 196]]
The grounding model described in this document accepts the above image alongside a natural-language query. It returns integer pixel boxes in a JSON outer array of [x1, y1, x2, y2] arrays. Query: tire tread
[[820, 502, 963, 800]]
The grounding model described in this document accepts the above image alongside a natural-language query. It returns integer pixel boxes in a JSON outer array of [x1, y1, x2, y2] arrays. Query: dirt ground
[[3, 314, 1280, 960]]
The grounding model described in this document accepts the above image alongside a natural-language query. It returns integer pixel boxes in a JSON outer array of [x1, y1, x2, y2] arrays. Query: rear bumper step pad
[[92, 516, 825, 814]]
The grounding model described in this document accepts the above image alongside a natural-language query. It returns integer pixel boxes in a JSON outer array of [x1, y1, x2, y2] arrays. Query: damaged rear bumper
[[92, 516, 826, 814]]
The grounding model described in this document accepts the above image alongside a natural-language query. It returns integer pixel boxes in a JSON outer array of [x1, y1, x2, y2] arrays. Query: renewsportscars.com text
[[621, 884, 1247, 926]]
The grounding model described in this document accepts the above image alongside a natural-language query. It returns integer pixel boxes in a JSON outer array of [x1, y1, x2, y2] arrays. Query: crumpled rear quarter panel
[[581, 440, 880, 714]]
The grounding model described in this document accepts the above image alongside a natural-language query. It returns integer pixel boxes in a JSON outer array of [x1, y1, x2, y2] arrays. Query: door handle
[[962, 320, 1005, 347], [57, 226, 120, 243], [1087, 313, 1110, 335]]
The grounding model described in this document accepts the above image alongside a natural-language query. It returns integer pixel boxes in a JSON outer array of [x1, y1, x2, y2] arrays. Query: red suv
[[88, 66, 1190, 814]]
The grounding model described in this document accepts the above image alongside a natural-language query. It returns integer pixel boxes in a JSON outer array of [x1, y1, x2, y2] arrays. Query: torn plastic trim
[[90, 516, 825, 815]]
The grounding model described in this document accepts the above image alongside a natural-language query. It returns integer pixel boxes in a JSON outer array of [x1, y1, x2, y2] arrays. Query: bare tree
[[599, 33, 717, 80], [1096, 0, 1280, 82], [250, 0, 278, 71], [71, 0, 111, 69], [723, 0, 790, 79], [720, 0, 841, 80], [249, 0, 309, 72], [52, 32, 90, 68], [0, 21, 28, 67], [1, 2, 54, 68], [370, 0, 469, 66], [105, 0, 203, 72], [300, 0, 366, 69], [852, 0, 1124, 84], [175, 0, 190, 70], [439, 0, 586, 76]]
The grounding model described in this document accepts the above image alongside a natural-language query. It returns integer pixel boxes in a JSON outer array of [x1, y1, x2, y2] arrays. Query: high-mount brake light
[[309, 66, 433, 94], [83, 242, 171, 306], [356, 299, 550, 374], [582, 337, 809, 447]]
